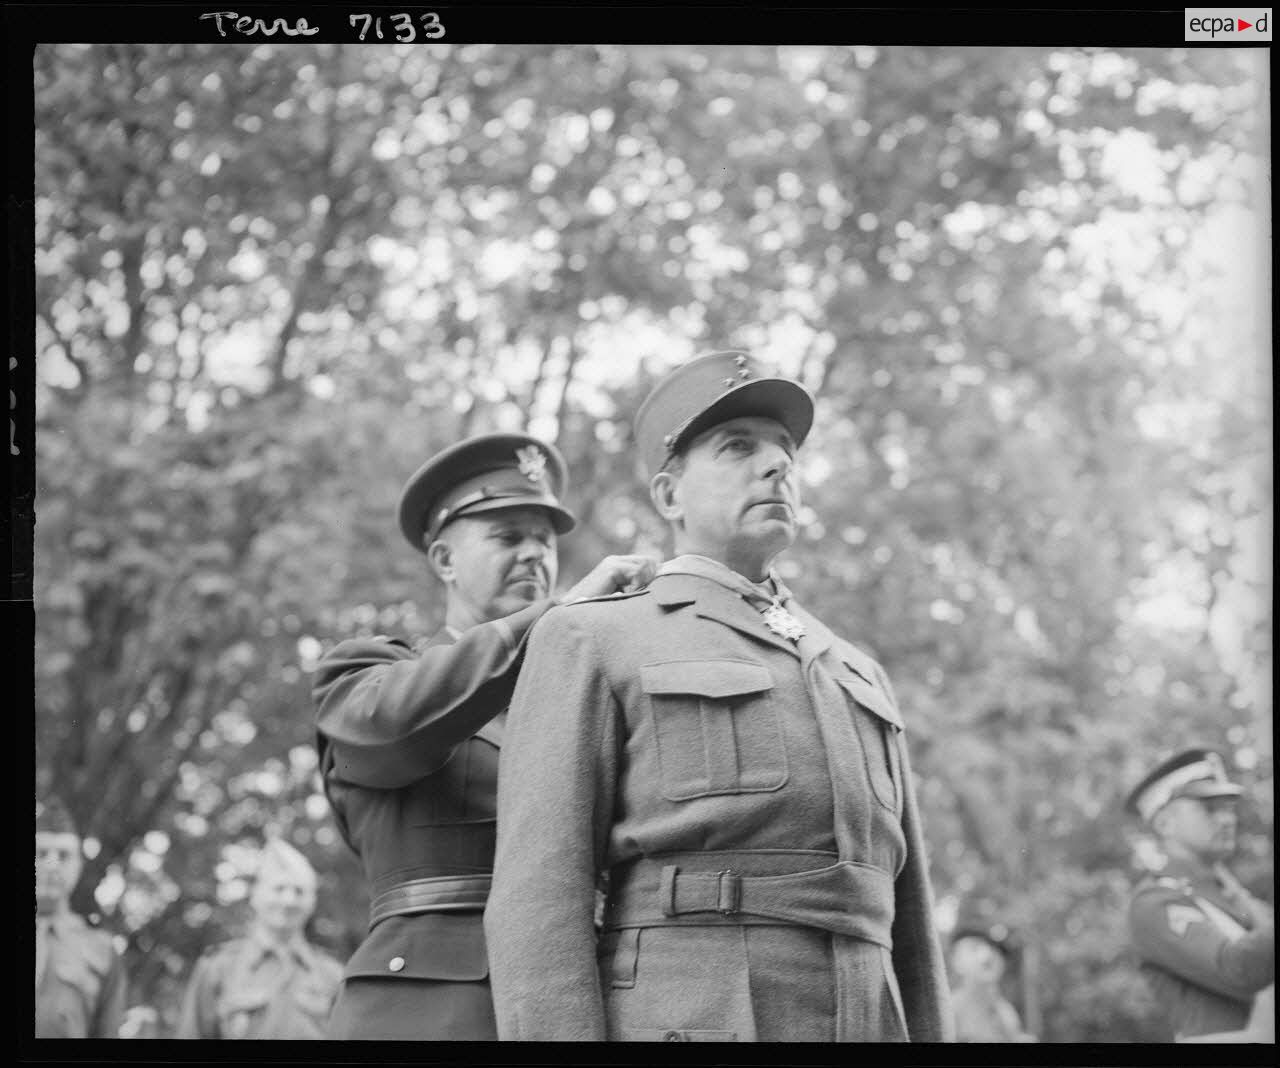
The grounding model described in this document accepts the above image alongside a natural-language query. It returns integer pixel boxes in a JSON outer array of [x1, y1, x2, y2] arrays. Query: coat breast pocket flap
[[641, 659, 786, 801], [835, 664, 903, 814], [834, 666, 903, 731]]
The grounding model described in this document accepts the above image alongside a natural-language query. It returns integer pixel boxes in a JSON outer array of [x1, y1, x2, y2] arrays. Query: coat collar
[[1156, 856, 1258, 928], [650, 571, 801, 658], [1160, 854, 1232, 897], [651, 564, 847, 663]]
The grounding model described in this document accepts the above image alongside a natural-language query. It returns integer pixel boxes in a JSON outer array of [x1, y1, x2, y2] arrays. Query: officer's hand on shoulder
[[562, 554, 659, 603]]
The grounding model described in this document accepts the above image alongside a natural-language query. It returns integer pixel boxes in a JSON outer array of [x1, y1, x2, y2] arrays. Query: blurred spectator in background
[[118, 1005, 160, 1039], [948, 925, 1036, 1042], [35, 796, 128, 1038], [1125, 747, 1274, 1041], [176, 839, 341, 1039], [313, 433, 655, 1039]]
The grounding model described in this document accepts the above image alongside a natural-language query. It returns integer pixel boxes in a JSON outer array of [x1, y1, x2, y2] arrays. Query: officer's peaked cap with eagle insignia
[[398, 433, 575, 553]]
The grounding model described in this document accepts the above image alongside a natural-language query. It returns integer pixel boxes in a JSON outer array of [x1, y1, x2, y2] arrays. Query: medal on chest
[[761, 600, 806, 642]]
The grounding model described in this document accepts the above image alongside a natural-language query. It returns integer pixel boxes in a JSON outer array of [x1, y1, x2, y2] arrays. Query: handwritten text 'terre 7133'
[[199, 11, 447, 40]]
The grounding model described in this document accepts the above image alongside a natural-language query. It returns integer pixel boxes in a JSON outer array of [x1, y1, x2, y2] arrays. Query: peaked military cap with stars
[[1125, 747, 1244, 824], [634, 350, 815, 478], [397, 433, 576, 554]]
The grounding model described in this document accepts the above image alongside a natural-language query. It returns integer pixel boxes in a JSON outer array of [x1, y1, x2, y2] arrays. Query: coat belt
[[368, 874, 493, 928], [604, 854, 896, 947]]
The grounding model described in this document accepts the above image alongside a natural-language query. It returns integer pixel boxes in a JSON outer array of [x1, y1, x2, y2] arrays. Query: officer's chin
[[496, 587, 543, 613], [750, 515, 798, 550]]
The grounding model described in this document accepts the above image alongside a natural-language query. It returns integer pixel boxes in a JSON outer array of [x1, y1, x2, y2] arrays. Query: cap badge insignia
[[515, 445, 547, 483], [1204, 751, 1226, 781], [761, 599, 806, 642]]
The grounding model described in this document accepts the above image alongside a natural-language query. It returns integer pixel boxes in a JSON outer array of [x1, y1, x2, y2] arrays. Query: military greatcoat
[[484, 568, 952, 1042], [1129, 855, 1274, 1039], [34, 912, 127, 1038], [313, 597, 554, 1040]]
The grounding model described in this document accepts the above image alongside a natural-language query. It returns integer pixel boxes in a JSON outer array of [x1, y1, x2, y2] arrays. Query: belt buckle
[[716, 869, 741, 916]]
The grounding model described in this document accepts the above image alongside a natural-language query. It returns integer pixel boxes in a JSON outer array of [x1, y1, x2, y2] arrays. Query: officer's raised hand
[[562, 553, 659, 602], [1214, 863, 1275, 930]]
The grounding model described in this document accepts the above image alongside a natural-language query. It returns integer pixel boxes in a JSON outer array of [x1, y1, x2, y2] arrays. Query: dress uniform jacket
[[34, 912, 126, 1037], [313, 597, 555, 1040], [176, 928, 342, 1039], [485, 567, 952, 1042], [1128, 855, 1274, 1039]]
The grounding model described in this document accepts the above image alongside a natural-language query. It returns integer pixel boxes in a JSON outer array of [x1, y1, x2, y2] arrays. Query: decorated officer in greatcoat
[[313, 433, 655, 1039], [35, 796, 128, 1038], [1125, 747, 1274, 1041], [177, 839, 342, 1039], [485, 352, 953, 1042]]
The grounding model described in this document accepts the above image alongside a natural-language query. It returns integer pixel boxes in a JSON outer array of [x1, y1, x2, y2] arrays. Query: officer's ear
[[649, 470, 683, 523], [426, 536, 455, 583]]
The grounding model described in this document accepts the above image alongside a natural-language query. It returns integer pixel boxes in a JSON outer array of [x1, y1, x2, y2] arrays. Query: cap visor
[[1179, 782, 1243, 801], [675, 378, 814, 455], [447, 497, 576, 535]]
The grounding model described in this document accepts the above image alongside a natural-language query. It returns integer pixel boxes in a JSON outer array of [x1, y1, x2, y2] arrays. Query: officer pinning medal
[[311, 432, 654, 1040]]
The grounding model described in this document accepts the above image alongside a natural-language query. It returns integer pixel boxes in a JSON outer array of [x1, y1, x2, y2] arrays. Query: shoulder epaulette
[[558, 587, 652, 607], [832, 637, 882, 682], [318, 634, 413, 662], [369, 634, 412, 647]]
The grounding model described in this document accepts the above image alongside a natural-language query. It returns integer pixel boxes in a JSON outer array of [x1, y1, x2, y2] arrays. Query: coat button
[[388, 956, 405, 972], [662, 1030, 684, 1041]]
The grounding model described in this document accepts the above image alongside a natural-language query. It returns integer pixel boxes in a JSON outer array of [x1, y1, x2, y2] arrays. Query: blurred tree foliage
[[34, 44, 1269, 1040]]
